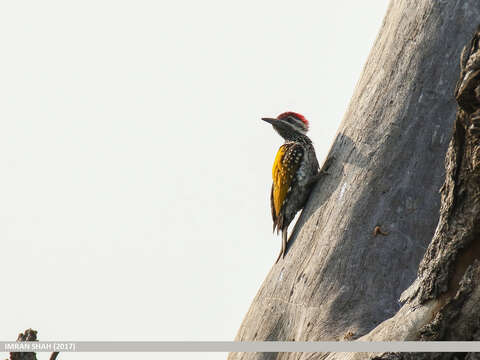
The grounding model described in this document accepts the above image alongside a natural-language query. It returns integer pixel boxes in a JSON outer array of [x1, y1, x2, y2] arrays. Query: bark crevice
[[404, 25, 480, 309]]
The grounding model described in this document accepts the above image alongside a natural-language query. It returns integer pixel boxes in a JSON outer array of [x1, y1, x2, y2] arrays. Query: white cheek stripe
[[289, 122, 308, 134]]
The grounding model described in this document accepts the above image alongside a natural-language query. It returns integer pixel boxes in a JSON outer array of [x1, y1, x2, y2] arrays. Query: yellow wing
[[271, 143, 304, 231]]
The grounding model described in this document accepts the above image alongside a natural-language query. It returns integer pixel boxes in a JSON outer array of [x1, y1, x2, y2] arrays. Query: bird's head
[[262, 112, 309, 140]]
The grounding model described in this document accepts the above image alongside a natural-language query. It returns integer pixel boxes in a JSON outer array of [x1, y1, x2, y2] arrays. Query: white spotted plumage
[[262, 112, 320, 263]]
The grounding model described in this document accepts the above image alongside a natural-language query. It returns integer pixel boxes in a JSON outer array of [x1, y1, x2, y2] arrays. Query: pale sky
[[0, 1, 388, 359]]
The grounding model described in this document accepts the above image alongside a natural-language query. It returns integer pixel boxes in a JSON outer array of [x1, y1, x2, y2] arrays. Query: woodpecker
[[262, 112, 320, 263]]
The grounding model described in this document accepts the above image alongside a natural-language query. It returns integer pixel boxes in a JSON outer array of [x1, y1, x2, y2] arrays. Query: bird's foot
[[316, 156, 335, 179]]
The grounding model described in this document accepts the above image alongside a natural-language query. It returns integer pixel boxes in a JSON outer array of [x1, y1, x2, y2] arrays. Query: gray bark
[[323, 24, 480, 360], [229, 1, 480, 360]]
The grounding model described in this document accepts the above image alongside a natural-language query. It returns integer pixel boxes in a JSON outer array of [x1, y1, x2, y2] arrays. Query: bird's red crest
[[277, 112, 309, 128]]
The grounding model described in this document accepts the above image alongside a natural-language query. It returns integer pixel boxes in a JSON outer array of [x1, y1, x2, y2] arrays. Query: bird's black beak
[[261, 117, 277, 125]]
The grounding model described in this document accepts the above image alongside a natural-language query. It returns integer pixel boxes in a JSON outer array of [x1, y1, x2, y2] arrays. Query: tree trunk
[[323, 23, 480, 360], [229, 1, 480, 359]]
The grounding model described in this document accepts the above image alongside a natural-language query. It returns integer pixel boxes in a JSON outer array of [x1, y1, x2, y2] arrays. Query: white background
[[0, 1, 388, 359]]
